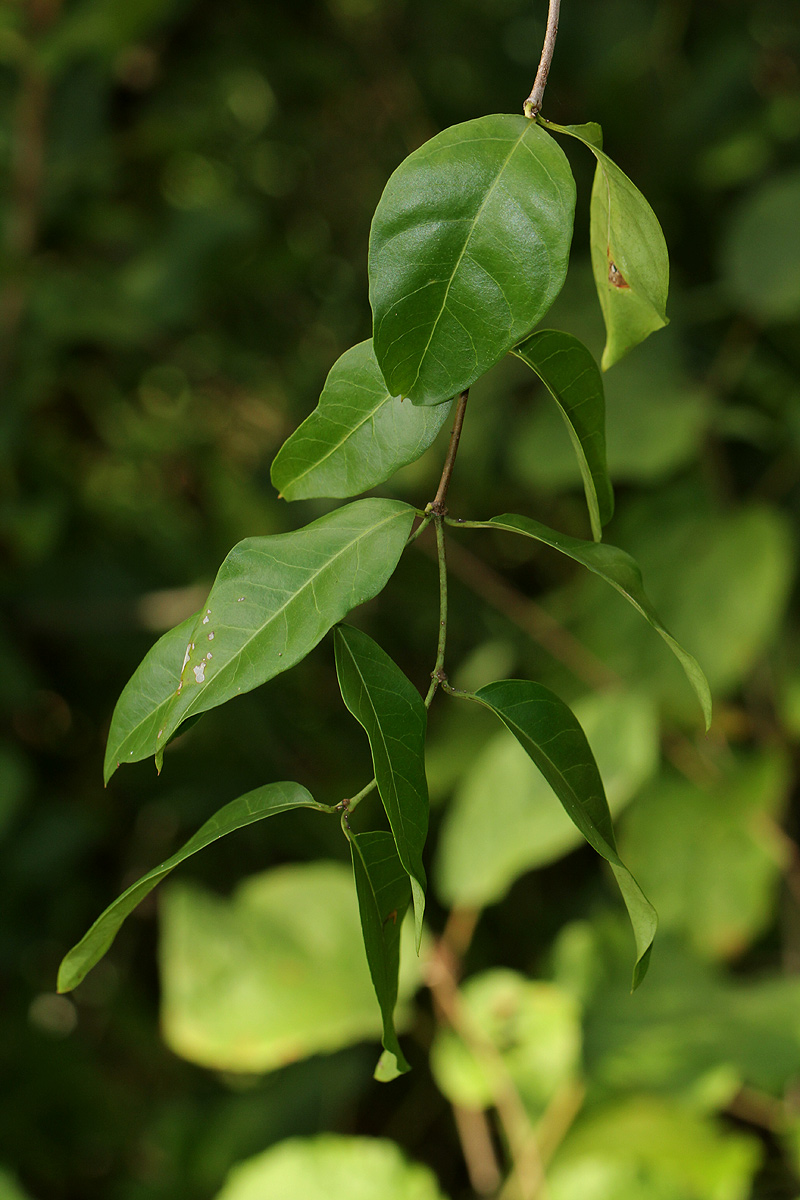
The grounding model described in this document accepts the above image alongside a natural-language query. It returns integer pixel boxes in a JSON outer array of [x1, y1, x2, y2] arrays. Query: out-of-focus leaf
[[436, 690, 658, 907], [370, 114, 575, 406], [0, 1168, 33, 1200], [619, 752, 790, 959], [159, 863, 422, 1072], [513, 330, 613, 540], [335, 625, 428, 945], [548, 1098, 761, 1200], [57, 783, 333, 994], [465, 514, 711, 728], [107, 499, 414, 773], [270, 340, 451, 500], [721, 168, 800, 322], [213, 1135, 450, 1200], [468, 680, 656, 989], [349, 831, 412, 1080], [544, 120, 669, 369], [430, 970, 581, 1115]]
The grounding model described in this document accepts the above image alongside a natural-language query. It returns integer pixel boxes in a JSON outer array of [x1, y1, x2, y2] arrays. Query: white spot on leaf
[[193, 663, 206, 683], [208, 632, 215, 641]]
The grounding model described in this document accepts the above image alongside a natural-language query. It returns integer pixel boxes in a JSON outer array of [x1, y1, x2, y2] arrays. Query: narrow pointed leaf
[[474, 513, 711, 728], [334, 625, 429, 948], [57, 782, 333, 994], [545, 120, 669, 369], [369, 114, 576, 406], [472, 679, 656, 988], [135, 499, 415, 765], [513, 329, 613, 539], [270, 340, 452, 501], [349, 830, 412, 1080]]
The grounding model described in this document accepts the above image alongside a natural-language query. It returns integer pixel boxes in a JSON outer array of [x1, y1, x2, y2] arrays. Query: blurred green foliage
[[3, 0, 800, 1198]]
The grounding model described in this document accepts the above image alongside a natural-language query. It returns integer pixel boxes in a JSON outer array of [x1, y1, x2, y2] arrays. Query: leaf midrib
[[282, 387, 396, 492]]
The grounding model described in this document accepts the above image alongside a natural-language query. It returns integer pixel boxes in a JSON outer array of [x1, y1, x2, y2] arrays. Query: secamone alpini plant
[[57, 57, 711, 1081]]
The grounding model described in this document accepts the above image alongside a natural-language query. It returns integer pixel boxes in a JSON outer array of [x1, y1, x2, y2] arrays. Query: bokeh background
[[3, 0, 800, 1197]]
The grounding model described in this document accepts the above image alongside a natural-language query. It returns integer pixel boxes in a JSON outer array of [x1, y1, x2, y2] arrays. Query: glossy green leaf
[[57, 782, 332, 993], [334, 625, 428, 947], [513, 329, 613, 539], [117, 499, 415, 770], [369, 114, 576, 406], [159, 863, 422, 1072], [270, 340, 452, 501], [350, 831, 412, 1080], [468, 679, 656, 989], [470, 513, 711, 728], [214, 1135, 450, 1200], [544, 119, 669, 370]]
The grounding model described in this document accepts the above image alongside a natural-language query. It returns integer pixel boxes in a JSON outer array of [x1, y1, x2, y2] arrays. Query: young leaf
[[118, 499, 415, 770], [543, 119, 669, 370], [369, 114, 576, 406], [270, 340, 452, 501], [57, 782, 333, 994], [468, 513, 711, 728], [472, 679, 656, 989], [334, 624, 429, 948], [513, 329, 614, 540], [349, 830, 412, 1081]]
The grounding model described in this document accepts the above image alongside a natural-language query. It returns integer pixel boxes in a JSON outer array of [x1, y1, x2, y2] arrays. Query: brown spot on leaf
[[608, 258, 630, 288]]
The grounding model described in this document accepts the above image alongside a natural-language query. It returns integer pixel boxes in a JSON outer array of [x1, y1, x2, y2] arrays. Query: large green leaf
[[369, 114, 576, 406], [334, 625, 428, 947], [350, 830, 412, 1080], [270, 340, 452, 501], [544, 119, 669, 370], [513, 329, 613, 539], [57, 782, 332, 994], [114, 499, 414, 771], [462, 513, 711, 728], [467, 680, 656, 989], [159, 863, 422, 1072]]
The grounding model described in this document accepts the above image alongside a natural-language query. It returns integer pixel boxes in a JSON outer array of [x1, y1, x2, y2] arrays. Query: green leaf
[[513, 329, 613, 539], [721, 168, 800, 323], [159, 863, 422, 1073], [544, 120, 669, 370], [57, 782, 332, 993], [369, 114, 576, 406], [350, 831, 412, 1080], [270, 340, 452, 501], [121, 498, 414, 770], [468, 679, 656, 989], [334, 625, 429, 948], [213, 1135, 450, 1200], [471, 513, 711, 728]]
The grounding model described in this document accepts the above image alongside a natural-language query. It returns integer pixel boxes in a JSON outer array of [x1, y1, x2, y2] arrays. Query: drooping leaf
[[57, 782, 333, 994], [513, 329, 613, 539], [466, 679, 657, 989], [213, 1135, 450, 1200], [369, 114, 576, 406], [104, 614, 196, 784], [159, 863, 422, 1073], [270, 340, 452, 501], [125, 498, 415, 769], [334, 625, 428, 947], [543, 119, 669, 370], [466, 513, 711, 728], [349, 830, 412, 1080]]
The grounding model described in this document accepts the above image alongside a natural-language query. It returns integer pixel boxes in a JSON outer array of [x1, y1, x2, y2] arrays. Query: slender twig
[[431, 390, 469, 516], [337, 776, 376, 819], [523, 0, 561, 119], [424, 517, 449, 708]]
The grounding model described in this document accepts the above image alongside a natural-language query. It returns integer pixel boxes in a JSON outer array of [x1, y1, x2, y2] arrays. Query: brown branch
[[524, 0, 562, 119], [431, 390, 469, 515]]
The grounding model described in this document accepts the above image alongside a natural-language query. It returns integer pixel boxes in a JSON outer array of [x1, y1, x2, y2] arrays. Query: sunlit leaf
[[57, 782, 333, 993], [543, 119, 669, 369], [464, 680, 656, 989], [335, 625, 428, 947], [513, 329, 613, 539], [270, 340, 452, 501], [370, 114, 575, 406], [350, 831, 412, 1080], [467, 513, 711, 728]]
